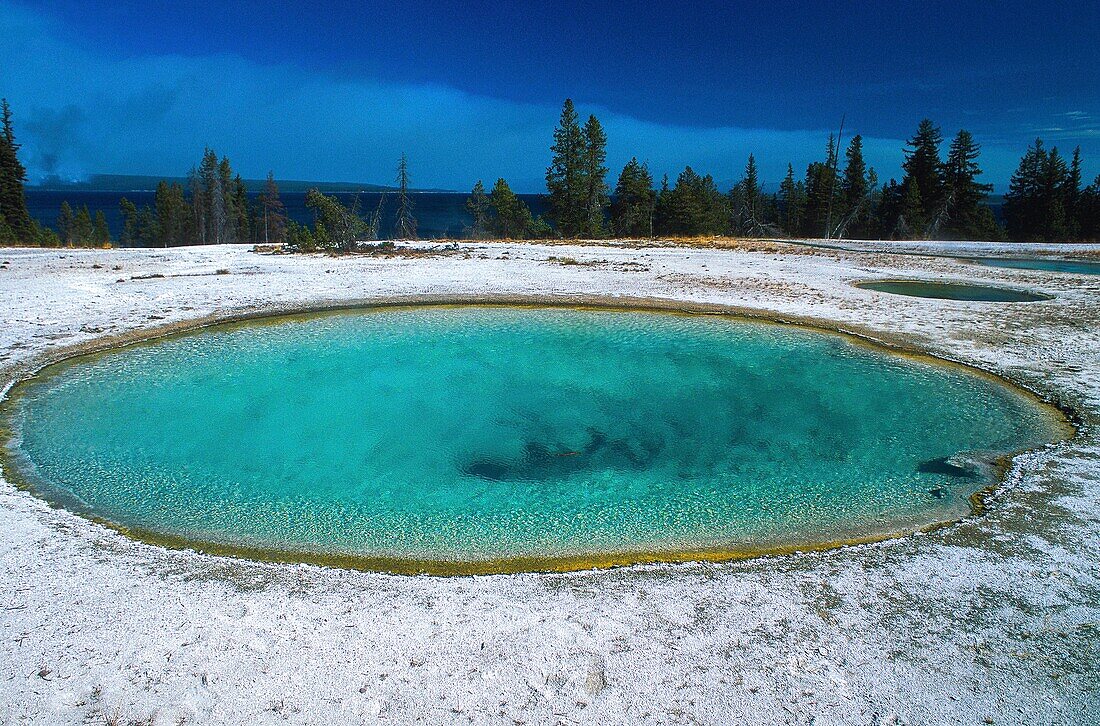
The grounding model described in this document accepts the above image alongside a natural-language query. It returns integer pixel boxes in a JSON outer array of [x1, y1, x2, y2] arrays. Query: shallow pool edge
[[0, 293, 1079, 577]]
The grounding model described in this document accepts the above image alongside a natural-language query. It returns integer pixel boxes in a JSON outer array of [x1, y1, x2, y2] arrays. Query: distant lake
[[26, 190, 549, 243]]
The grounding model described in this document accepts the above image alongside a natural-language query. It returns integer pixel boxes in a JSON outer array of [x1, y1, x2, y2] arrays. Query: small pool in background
[[967, 258, 1100, 275], [856, 280, 1053, 302], [0, 306, 1067, 573]]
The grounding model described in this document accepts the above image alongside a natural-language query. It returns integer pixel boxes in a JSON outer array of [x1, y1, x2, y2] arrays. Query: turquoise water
[[3, 307, 1062, 571], [856, 280, 1052, 302], [969, 258, 1100, 275]]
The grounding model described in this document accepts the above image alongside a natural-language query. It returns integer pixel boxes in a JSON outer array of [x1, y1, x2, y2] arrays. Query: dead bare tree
[[923, 188, 954, 239], [824, 115, 845, 240], [365, 191, 387, 241]]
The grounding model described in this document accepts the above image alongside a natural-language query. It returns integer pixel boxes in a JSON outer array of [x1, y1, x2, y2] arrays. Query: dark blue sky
[[4, 0, 1098, 190]]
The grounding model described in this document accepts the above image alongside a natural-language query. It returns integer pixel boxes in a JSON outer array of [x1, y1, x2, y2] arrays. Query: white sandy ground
[[0, 240, 1098, 726]]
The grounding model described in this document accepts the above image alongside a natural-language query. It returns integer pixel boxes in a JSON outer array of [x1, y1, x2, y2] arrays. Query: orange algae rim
[[0, 296, 1077, 576]]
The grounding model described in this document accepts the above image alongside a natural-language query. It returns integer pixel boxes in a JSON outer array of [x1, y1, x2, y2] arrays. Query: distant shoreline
[[28, 173, 457, 195]]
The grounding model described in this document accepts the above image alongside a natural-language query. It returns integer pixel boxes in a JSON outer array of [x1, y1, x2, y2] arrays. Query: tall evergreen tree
[[1004, 139, 1072, 241], [119, 198, 139, 246], [188, 165, 207, 244], [395, 153, 417, 240], [155, 181, 191, 247], [209, 172, 226, 244], [232, 174, 250, 244], [609, 158, 656, 237], [196, 149, 221, 244], [93, 211, 111, 246], [1079, 174, 1100, 240], [657, 167, 729, 236], [466, 179, 491, 238], [0, 99, 33, 242], [257, 172, 288, 245], [837, 135, 871, 237], [216, 156, 235, 244], [731, 155, 767, 235], [73, 205, 94, 246], [489, 178, 537, 238], [135, 204, 158, 247], [897, 180, 925, 239], [1064, 146, 1083, 239], [57, 201, 75, 246], [942, 130, 996, 240], [777, 163, 806, 237], [580, 115, 609, 237], [900, 119, 946, 227], [802, 137, 841, 237], [874, 180, 901, 238], [545, 99, 586, 237], [654, 174, 672, 235]]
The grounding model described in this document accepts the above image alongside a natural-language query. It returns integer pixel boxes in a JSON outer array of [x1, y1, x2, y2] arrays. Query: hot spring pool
[[0, 306, 1067, 574], [855, 280, 1052, 302], [969, 258, 1100, 275]]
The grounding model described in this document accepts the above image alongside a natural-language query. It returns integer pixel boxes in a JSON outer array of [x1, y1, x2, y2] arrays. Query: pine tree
[[33, 221, 61, 247], [1079, 174, 1100, 240], [863, 167, 881, 237], [119, 198, 139, 246], [654, 174, 671, 235], [73, 205, 94, 246], [216, 156, 235, 244], [731, 155, 765, 235], [802, 137, 841, 238], [195, 149, 222, 244], [900, 119, 946, 226], [191, 149, 230, 244], [188, 166, 207, 244], [57, 201, 75, 246], [93, 211, 111, 246], [897, 180, 925, 239], [155, 181, 191, 247], [489, 178, 536, 238], [1004, 139, 1072, 241], [777, 163, 806, 237], [942, 130, 994, 240], [257, 171, 288, 245], [1064, 146, 1083, 239], [659, 167, 729, 236], [135, 204, 158, 247], [233, 175, 250, 244], [210, 164, 228, 244], [466, 179, 491, 238], [395, 153, 417, 240], [580, 115, 609, 237], [836, 135, 870, 237], [0, 99, 33, 242], [610, 158, 656, 237], [874, 180, 901, 238], [545, 99, 586, 237]]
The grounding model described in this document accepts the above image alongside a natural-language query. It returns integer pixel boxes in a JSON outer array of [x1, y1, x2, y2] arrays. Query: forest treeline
[[481, 101, 1099, 243], [2, 97, 1099, 247]]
